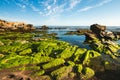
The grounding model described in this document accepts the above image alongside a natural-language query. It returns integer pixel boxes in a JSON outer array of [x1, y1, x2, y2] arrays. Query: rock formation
[[0, 19, 35, 32], [85, 24, 120, 42], [84, 24, 120, 61], [41, 25, 49, 30]]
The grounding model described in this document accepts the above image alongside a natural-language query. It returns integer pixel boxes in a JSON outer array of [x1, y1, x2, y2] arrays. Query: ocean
[[36, 26, 120, 48]]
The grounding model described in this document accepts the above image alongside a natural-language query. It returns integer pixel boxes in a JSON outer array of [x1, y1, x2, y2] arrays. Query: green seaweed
[[57, 46, 77, 59], [19, 48, 32, 55], [76, 64, 83, 73], [81, 67, 95, 80], [34, 70, 45, 76], [51, 66, 73, 80], [42, 58, 65, 69], [0, 32, 120, 80], [82, 50, 101, 65]]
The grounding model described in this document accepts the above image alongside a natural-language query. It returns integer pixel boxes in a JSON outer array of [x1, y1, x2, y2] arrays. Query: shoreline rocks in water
[[0, 23, 120, 80], [65, 29, 91, 35], [84, 24, 120, 71], [0, 19, 35, 32], [85, 24, 120, 42]]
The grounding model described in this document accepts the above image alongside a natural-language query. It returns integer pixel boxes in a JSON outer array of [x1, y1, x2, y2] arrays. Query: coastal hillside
[[0, 19, 35, 32]]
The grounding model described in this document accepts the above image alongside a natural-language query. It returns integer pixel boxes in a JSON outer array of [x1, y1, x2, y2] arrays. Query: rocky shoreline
[[0, 19, 35, 32], [0, 19, 120, 80]]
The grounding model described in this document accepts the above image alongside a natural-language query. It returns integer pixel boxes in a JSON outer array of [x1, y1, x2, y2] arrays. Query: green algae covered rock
[[76, 64, 83, 73], [73, 48, 87, 62], [32, 56, 54, 64], [34, 70, 45, 76], [19, 48, 32, 55], [0, 41, 4, 46], [51, 66, 73, 80], [82, 50, 101, 65], [0, 32, 120, 80], [91, 41, 120, 59], [42, 58, 65, 69], [0, 35, 100, 80], [81, 67, 95, 80], [57, 46, 77, 59], [67, 61, 75, 66], [0, 55, 31, 69]]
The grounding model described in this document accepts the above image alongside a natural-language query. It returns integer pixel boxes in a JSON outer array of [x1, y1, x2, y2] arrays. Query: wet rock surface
[[0, 24, 120, 80], [83, 24, 120, 80], [84, 24, 120, 70]]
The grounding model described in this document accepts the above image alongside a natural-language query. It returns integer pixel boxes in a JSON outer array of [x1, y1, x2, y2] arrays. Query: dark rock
[[65, 29, 91, 35], [96, 70, 120, 80], [77, 29, 90, 33], [84, 24, 120, 61], [77, 29, 91, 35], [104, 31, 115, 40], [85, 24, 120, 42], [113, 31, 120, 39], [41, 25, 49, 30], [84, 32, 98, 42], [90, 24, 106, 34]]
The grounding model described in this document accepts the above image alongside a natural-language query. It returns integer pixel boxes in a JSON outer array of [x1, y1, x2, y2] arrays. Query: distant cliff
[[0, 19, 35, 32]]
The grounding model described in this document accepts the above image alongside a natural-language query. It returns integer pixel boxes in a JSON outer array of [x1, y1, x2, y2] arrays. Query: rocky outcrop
[[85, 24, 120, 42], [41, 25, 49, 30], [0, 19, 35, 32], [65, 29, 91, 35], [84, 24, 120, 70], [90, 24, 106, 34]]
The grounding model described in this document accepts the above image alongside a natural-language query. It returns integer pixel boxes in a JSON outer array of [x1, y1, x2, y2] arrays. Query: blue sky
[[0, 0, 120, 26]]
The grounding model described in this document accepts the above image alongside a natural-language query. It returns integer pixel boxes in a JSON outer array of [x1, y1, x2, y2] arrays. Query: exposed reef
[[0, 23, 120, 80], [85, 24, 120, 42]]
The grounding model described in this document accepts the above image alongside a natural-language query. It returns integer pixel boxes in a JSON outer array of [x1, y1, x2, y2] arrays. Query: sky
[[0, 0, 120, 26]]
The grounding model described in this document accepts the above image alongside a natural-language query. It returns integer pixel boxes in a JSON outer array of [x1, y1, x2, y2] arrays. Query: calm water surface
[[36, 26, 120, 48]]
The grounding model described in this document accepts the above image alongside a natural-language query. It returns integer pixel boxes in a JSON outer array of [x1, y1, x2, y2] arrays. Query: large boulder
[[85, 24, 120, 42], [90, 24, 106, 34]]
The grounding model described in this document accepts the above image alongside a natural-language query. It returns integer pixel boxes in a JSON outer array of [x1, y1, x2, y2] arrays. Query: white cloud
[[69, 0, 81, 10], [30, 4, 39, 12], [12, 0, 112, 17], [53, 0, 57, 5], [43, 0, 51, 6], [47, 5, 51, 10], [96, 0, 112, 7], [16, 3, 26, 9], [79, 0, 112, 12], [0, 16, 32, 24], [13, 0, 27, 9], [45, 3, 66, 16], [79, 6, 92, 12], [12, 0, 81, 16]]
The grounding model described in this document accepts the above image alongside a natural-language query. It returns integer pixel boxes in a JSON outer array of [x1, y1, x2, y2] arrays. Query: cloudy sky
[[0, 0, 120, 26]]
